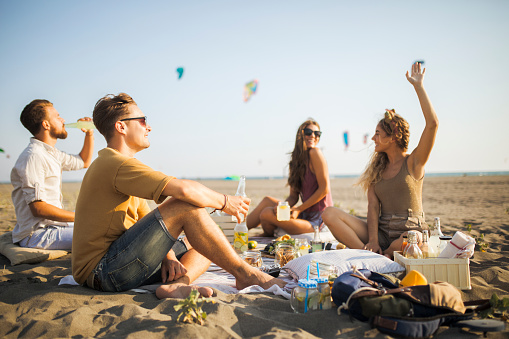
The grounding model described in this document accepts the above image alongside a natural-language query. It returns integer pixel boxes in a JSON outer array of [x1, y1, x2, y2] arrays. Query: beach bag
[[331, 269, 491, 338]]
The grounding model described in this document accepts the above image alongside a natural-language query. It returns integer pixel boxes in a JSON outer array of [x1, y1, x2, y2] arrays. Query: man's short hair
[[93, 93, 137, 141], [20, 99, 53, 136]]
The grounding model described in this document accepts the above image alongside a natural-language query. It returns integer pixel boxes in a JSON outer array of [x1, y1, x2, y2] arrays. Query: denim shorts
[[19, 224, 74, 250], [298, 210, 325, 228], [89, 208, 188, 292]]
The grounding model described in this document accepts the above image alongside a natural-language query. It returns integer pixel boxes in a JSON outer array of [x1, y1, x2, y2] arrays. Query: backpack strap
[[350, 273, 382, 289], [463, 299, 491, 312], [350, 286, 420, 302]]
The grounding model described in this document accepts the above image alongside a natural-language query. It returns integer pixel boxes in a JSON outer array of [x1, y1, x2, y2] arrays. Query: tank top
[[374, 156, 424, 216], [300, 164, 333, 213]]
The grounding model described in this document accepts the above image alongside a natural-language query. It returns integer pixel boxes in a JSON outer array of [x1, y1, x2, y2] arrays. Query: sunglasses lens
[[304, 128, 321, 137]]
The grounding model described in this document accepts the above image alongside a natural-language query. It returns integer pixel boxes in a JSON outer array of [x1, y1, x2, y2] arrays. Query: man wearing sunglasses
[[72, 93, 285, 299], [11, 99, 94, 250]]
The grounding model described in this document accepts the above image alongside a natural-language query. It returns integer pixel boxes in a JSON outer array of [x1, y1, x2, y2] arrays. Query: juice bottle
[[401, 235, 408, 253], [314, 277, 332, 310], [277, 201, 290, 221], [64, 121, 96, 129], [420, 230, 436, 258], [290, 279, 319, 313], [233, 221, 248, 254]]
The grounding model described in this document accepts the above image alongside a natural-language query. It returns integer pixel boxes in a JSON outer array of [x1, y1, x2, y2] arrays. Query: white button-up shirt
[[11, 138, 85, 243]]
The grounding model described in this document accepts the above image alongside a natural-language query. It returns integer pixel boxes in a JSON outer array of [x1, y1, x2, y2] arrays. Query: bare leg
[[158, 198, 286, 290], [383, 233, 407, 259], [322, 207, 369, 249], [259, 206, 314, 236], [156, 239, 214, 299], [246, 196, 278, 229]]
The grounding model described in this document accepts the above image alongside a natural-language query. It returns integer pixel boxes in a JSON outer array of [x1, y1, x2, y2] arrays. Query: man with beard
[[10, 99, 94, 250]]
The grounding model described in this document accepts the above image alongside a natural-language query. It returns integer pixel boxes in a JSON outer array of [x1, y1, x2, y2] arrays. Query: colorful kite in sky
[[364, 133, 369, 144], [176, 67, 184, 80], [242, 79, 258, 102], [343, 131, 349, 150]]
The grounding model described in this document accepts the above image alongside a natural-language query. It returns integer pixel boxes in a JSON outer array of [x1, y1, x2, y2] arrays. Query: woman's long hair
[[287, 119, 320, 192], [357, 109, 410, 193]]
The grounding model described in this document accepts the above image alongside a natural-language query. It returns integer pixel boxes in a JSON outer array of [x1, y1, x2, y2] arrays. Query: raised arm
[[406, 62, 439, 179], [77, 117, 94, 168]]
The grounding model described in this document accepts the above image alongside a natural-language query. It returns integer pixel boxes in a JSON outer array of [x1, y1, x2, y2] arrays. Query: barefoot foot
[[155, 283, 214, 299], [235, 269, 286, 290]]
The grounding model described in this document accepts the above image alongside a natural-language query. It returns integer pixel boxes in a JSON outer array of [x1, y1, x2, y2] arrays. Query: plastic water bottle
[[233, 221, 248, 254], [231, 175, 247, 222], [65, 121, 96, 129], [429, 217, 443, 255]]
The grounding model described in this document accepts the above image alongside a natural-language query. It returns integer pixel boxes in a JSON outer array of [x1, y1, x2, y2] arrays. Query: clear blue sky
[[1, 0, 508, 182]]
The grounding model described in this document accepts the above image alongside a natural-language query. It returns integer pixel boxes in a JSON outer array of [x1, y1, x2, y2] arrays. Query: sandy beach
[[1, 175, 508, 338]]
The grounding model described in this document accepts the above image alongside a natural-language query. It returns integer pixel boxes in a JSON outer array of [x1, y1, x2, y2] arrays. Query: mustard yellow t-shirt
[[72, 148, 174, 285]]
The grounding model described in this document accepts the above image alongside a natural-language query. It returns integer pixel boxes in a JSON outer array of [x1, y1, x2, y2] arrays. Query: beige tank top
[[374, 156, 424, 216]]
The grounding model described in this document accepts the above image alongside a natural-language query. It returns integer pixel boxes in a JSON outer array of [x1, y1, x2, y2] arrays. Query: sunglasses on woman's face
[[303, 128, 322, 138]]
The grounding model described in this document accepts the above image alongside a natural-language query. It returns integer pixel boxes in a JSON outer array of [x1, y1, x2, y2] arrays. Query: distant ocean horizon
[[140, 171, 509, 181], [1, 171, 508, 184], [240, 171, 509, 180]]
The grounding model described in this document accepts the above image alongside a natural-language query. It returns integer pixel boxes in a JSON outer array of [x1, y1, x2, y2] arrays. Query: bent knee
[[261, 196, 278, 205], [323, 206, 347, 222], [259, 207, 275, 222]]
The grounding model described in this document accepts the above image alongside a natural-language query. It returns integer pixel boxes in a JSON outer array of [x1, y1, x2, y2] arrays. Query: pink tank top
[[300, 165, 333, 213]]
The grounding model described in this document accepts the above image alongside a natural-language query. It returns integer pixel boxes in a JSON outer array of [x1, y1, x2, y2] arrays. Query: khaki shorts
[[378, 209, 428, 251]]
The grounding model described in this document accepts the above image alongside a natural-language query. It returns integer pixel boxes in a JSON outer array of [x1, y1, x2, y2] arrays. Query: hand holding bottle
[[224, 195, 250, 223]]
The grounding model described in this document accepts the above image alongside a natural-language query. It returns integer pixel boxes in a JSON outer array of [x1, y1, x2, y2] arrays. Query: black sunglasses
[[120, 116, 147, 126], [303, 128, 322, 138]]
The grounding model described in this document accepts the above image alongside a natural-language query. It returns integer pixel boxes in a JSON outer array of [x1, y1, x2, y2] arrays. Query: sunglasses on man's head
[[303, 128, 322, 138], [120, 116, 147, 127]]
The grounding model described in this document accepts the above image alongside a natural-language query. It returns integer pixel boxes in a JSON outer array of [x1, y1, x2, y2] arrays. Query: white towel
[[438, 231, 475, 258]]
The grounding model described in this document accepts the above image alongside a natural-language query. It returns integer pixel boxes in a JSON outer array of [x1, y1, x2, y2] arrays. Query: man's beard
[[50, 126, 68, 139]]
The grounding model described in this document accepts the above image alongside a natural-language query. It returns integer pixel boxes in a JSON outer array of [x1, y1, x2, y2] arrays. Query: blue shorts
[[19, 224, 74, 250], [298, 210, 325, 229], [88, 208, 188, 292]]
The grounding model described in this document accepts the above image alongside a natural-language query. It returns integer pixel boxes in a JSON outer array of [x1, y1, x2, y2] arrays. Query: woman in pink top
[[322, 63, 439, 257], [246, 119, 333, 237]]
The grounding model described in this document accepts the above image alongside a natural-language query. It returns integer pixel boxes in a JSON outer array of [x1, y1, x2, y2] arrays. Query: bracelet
[[210, 194, 228, 214]]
